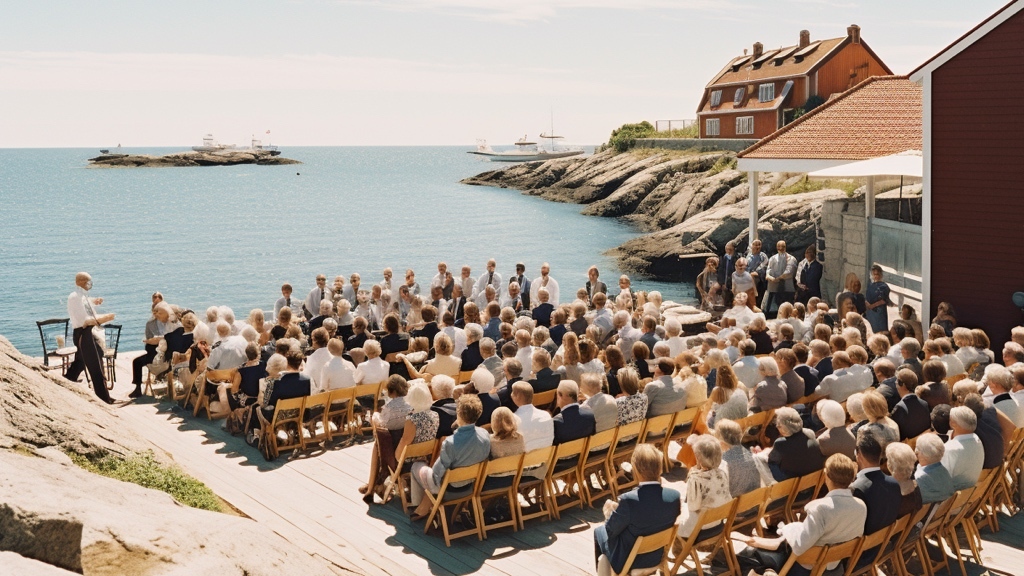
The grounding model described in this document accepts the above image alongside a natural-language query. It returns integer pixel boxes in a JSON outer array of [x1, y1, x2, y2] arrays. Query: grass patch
[[69, 451, 224, 512], [773, 176, 860, 197], [706, 155, 737, 176]]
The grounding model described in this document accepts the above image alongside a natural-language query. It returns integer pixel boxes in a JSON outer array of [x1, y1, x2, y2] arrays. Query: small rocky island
[[88, 150, 301, 168]]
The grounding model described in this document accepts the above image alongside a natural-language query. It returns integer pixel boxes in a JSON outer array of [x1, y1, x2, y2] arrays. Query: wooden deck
[[102, 351, 1024, 576]]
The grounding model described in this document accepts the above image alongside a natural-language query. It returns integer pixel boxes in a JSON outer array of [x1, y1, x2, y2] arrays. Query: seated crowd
[[135, 257, 1024, 575]]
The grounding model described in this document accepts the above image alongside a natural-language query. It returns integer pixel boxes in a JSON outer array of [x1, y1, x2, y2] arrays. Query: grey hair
[[665, 318, 682, 336], [240, 326, 259, 343], [557, 380, 580, 403], [817, 399, 847, 429], [774, 407, 803, 436], [757, 356, 780, 378], [692, 435, 722, 469], [984, 364, 1014, 392], [652, 341, 671, 358], [714, 418, 743, 446], [319, 299, 334, 314], [266, 353, 287, 376], [471, 367, 496, 394], [215, 320, 232, 337], [465, 323, 484, 342], [885, 442, 917, 482], [950, 405, 977, 432], [323, 317, 338, 332], [193, 323, 211, 344], [915, 432, 945, 463], [706, 349, 731, 369], [431, 374, 455, 399], [219, 306, 236, 324]]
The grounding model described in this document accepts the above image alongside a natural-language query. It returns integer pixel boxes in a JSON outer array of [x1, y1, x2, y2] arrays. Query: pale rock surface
[[0, 552, 79, 576]]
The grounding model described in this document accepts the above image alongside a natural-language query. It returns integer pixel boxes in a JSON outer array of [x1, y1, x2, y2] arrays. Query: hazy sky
[[0, 0, 1006, 147]]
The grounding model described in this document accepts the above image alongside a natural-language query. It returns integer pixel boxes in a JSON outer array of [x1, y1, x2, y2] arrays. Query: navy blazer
[[793, 364, 819, 398], [891, 394, 931, 440], [460, 342, 483, 371], [530, 367, 561, 394], [549, 324, 568, 347], [510, 275, 531, 310], [851, 469, 902, 534], [595, 483, 681, 574], [411, 322, 440, 348], [532, 302, 554, 327], [717, 252, 737, 289], [431, 398, 457, 438], [878, 376, 901, 411], [553, 404, 596, 444], [815, 356, 834, 379], [496, 377, 523, 411], [268, 372, 311, 407], [477, 392, 502, 427]]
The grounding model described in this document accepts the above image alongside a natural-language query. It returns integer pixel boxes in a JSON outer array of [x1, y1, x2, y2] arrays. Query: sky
[[0, 0, 1008, 147]]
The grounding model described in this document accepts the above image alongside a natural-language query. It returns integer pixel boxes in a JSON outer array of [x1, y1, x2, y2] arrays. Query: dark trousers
[[132, 344, 158, 384], [66, 327, 111, 402], [762, 291, 794, 318]]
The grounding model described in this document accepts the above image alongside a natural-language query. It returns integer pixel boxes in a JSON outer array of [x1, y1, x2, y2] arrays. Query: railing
[[653, 119, 697, 133]]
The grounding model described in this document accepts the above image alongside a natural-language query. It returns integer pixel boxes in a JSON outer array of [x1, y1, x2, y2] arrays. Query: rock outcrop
[[462, 149, 853, 280], [87, 151, 301, 168]]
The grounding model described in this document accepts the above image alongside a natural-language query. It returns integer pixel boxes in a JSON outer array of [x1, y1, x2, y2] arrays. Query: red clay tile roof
[[707, 37, 846, 88], [738, 76, 922, 160]]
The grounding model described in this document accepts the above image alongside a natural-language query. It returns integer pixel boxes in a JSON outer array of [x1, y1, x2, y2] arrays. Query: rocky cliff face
[[462, 149, 851, 280], [0, 337, 336, 575]]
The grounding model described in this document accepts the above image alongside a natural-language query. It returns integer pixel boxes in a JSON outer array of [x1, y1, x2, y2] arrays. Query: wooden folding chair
[[919, 489, 971, 576], [939, 486, 979, 576], [613, 523, 677, 576], [733, 409, 774, 447], [476, 453, 524, 538], [532, 389, 557, 412], [456, 370, 473, 385], [760, 476, 798, 536], [952, 469, 997, 568], [884, 505, 932, 576], [382, 438, 438, 512], [784, 469, 825, 523], [350, 380, 384, 435], [196, 367, 237, 419], [772, 544, 827, 576], [669, 498, 738, 576], [516, 446, 556, 528], [546, 437, 588, 519], [580, 427, 618, 506], [664, 406, 701, 468], [300, 391, 331, 449], [183, 369, 206, 412], [638, 413, 673, 467], [423, 462, 484, 547], [730, 484, 771, 537], [257, 396, 306, 461], [848, 514, 910, 576], [780, 537, 860, 576], [609, 420, 645, 498], [325, 387, 356, 441], [904, 496, 956, 576]]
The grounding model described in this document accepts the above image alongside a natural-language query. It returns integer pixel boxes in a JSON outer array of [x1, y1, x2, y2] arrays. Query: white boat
[[468, 133, 584, 162], [192, 134, 236, 152], [248, 137, 281, 156]]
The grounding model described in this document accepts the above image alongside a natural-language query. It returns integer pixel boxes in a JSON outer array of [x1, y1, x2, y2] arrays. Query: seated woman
[[243, 353, 286, 445], [859, 390, 899, 446], [489, 406, 526, 459], [760, 407, 825, 481], [695, 257, 722, 310], [379, 313, 411, 378], [614, 367, 648, 428], [673, 435, 732, 538], [226, 341, 265, 411], [747, 316, 774, 356], [707, 292, 759, 335], [403, 333, 461, 382], [707, 364, 748, 428], [579, 339, 605, 374], [247, 308, 271, 346], [885, 441, 923, 518], [409, 394, 490, 521], [361, 380, 437, 503], [835, 272, 867, 315], [846, 392, 869, 437], [605, 345, 626, 397], [715, 419, 761, 497], [270, 307, 292, 341], [131, 301, 179, 398], [630, 341, 652, 380], [815, 399, 856, 460], [555, 332, 584, 384]]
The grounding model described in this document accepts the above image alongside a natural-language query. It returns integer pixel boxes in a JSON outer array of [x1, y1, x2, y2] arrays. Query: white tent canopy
[[807, 149, 922, 178]]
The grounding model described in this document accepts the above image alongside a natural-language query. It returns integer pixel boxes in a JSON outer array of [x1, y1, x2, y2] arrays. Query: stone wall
[[819, 198, 867, 304], [634, 138, 758, 152]]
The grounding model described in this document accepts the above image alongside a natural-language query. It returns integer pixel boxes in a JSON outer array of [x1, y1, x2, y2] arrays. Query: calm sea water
[[0, 146, 694, 354]]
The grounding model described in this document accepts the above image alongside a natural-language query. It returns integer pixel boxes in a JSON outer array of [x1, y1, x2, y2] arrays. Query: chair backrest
[[457, 370, 474, 385], [734, 409, 774, 440], [304, 391, 331, 419], [617, 523, 677, 576], [682, 499, 736, 546], [921, 492, 958, 538], [668, 406, 701, 437], [480, 453, 524, 488], [585, 427, 618, 457], [778, 545, 826, 576], [552, 437, 588, 462], [103, 324, 122, 355], [613, 420, 644, 447], [854, 516, 905, 569], [353, 380, 384, 400], [271, 396, 306, 425], [36, 318, 70, 360], [521, 445, 555, 471], [439, 462, 483, 490], [640, 413, 674, 442], [787, 470, 825, 515], [532, 389, 556, 409], [396, 439, 438, 469], [814, 537, 861, 572], [206, 368, 238, 384], [327, 386, 355, 410]]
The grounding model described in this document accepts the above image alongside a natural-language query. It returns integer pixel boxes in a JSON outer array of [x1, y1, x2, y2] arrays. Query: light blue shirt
[[431, 424, 490, 487], [915, 461, 955, 504]]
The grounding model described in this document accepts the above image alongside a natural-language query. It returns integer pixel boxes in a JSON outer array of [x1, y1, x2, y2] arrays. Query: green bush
[[608, 121, 655, 152], [70, 451, 224, 512], [707, 155, 737, 175]]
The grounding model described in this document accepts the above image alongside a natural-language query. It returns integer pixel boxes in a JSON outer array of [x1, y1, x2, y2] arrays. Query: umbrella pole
[[897, 176, 903, 222]]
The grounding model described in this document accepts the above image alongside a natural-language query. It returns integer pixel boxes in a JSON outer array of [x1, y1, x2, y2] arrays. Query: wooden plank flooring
[[100, 352, 1024, 575]]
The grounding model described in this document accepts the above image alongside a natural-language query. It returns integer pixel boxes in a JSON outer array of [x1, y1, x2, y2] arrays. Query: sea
[[0, 146, 695, 355]]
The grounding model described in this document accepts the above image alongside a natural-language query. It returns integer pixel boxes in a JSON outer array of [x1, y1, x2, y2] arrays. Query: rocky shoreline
[[461, 148, 852, 280], [88, 150, 302, 168]]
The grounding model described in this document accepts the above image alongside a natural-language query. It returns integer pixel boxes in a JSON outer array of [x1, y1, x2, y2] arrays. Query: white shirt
[[530, 275, 560, 307], [303, 347, 332, 392], [778, 489, 867, 571], [430, 272, 447, 291], [356, 357, 390, 385], [733, 356, 761, 388], [321, 356, 359, 391], [515, 346, 535, 373], [473, 271, 503, 305], [942, 433, 984, 491], [516, 404, 554, 452], [665, 336, 686, 358], [993, 393, 1024, 427], [940, 353, 965, 377], [815, 366, 871, 403], [304, 286, 333, 319], [617, 325, 642, 362], [208, 335, 248, 370], [273, 295, 301, 320], [67, 286, 98, 329]]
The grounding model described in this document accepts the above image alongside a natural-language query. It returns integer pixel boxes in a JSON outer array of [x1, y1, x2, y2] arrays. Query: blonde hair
[[363, 339, 382, 358], [490, 407, 522, 441], [631, 443, 663, 482]]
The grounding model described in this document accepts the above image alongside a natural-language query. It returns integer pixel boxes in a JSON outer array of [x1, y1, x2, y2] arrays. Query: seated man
[[594, 444, 681, 576], [643, 358, 688, 416], [942, 405, 984, 490], [512, 382, 554, 452], [741, 453, 867, 576], [428, 375, 458, 438], [890, 368, 931, 440], [459, 323, 484, 371], [580, 372, 618, 433], [528, 348, 561, 393], [814, 351, 870, 403], [552, 381, 596, 444], [732, 339, 761, 389], [914, 432, 955, 504], [850, 429, 902, 538], [248, 350, 311, 440]]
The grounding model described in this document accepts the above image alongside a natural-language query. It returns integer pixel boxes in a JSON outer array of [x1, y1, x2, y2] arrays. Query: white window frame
[[736, 116, 755, 135], [710, 90, 723, 107], [759, 83, 775, 102], [705, 118, 720, 137]]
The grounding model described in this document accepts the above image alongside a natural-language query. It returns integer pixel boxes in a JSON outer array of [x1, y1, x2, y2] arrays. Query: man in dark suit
[[552, 381, 596, 444], [795, 245, 823, 304], [460, 325, 484, 371], [809, 340, 834, 380], [429, 375, 458, 438], [306, 299, 334, 334], [638, 315, 660, 352], [532, 293, 554, 327], [872, 358, 900, 411], [891, 368, 931, 440], [447, 284, 467, 325], [850, 429, 901, 538], [585, 266, 608, 309], [716, 241, 738, 306], [248, 350, 311, 439], [897, 337, 923, 382], [411, 306, 440, 349], [496, 358, 525, 411], [509, 262, 531, 311], [595, 444, 681, 576], [791, 343, 819, 399], [528, 349, 561, 393]]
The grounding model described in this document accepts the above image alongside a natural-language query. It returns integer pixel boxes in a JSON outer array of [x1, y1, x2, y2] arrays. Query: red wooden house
[[698, 25, 891, 140], [911, 0, 1024, 350]]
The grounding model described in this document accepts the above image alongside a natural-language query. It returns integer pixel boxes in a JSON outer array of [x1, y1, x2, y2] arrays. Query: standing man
[[530, 262, 560, 307], [746, 238, 769, 300], [510, 262, 531, 310], [795, 245, 823, 305], [459, 265, 474, 302], [473, 259, 502, 306], [431, 262, 448, 294], [762, 240, 796, 318], [447, 283, 467, 324], [274, 283, 299, 321], [717, 241, 738, 307], [303, 274, 333, 320], [585, 266, 607, 308], [66, 272, 116, 404]]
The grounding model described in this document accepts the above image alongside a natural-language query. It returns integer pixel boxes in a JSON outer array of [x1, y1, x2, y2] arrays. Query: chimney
[[753, 42, 763, 59], [799, 30, 810, 49], [847, 24, 861, 44]]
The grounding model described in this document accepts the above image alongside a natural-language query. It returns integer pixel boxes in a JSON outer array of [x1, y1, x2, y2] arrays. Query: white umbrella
[[806, 149, 922, 178]]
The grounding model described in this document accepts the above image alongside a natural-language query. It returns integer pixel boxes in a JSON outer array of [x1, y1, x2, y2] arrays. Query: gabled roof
[[707, 37, 847, 88], [910, 0, 1024, 80], [738, 75, 921, 161]]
